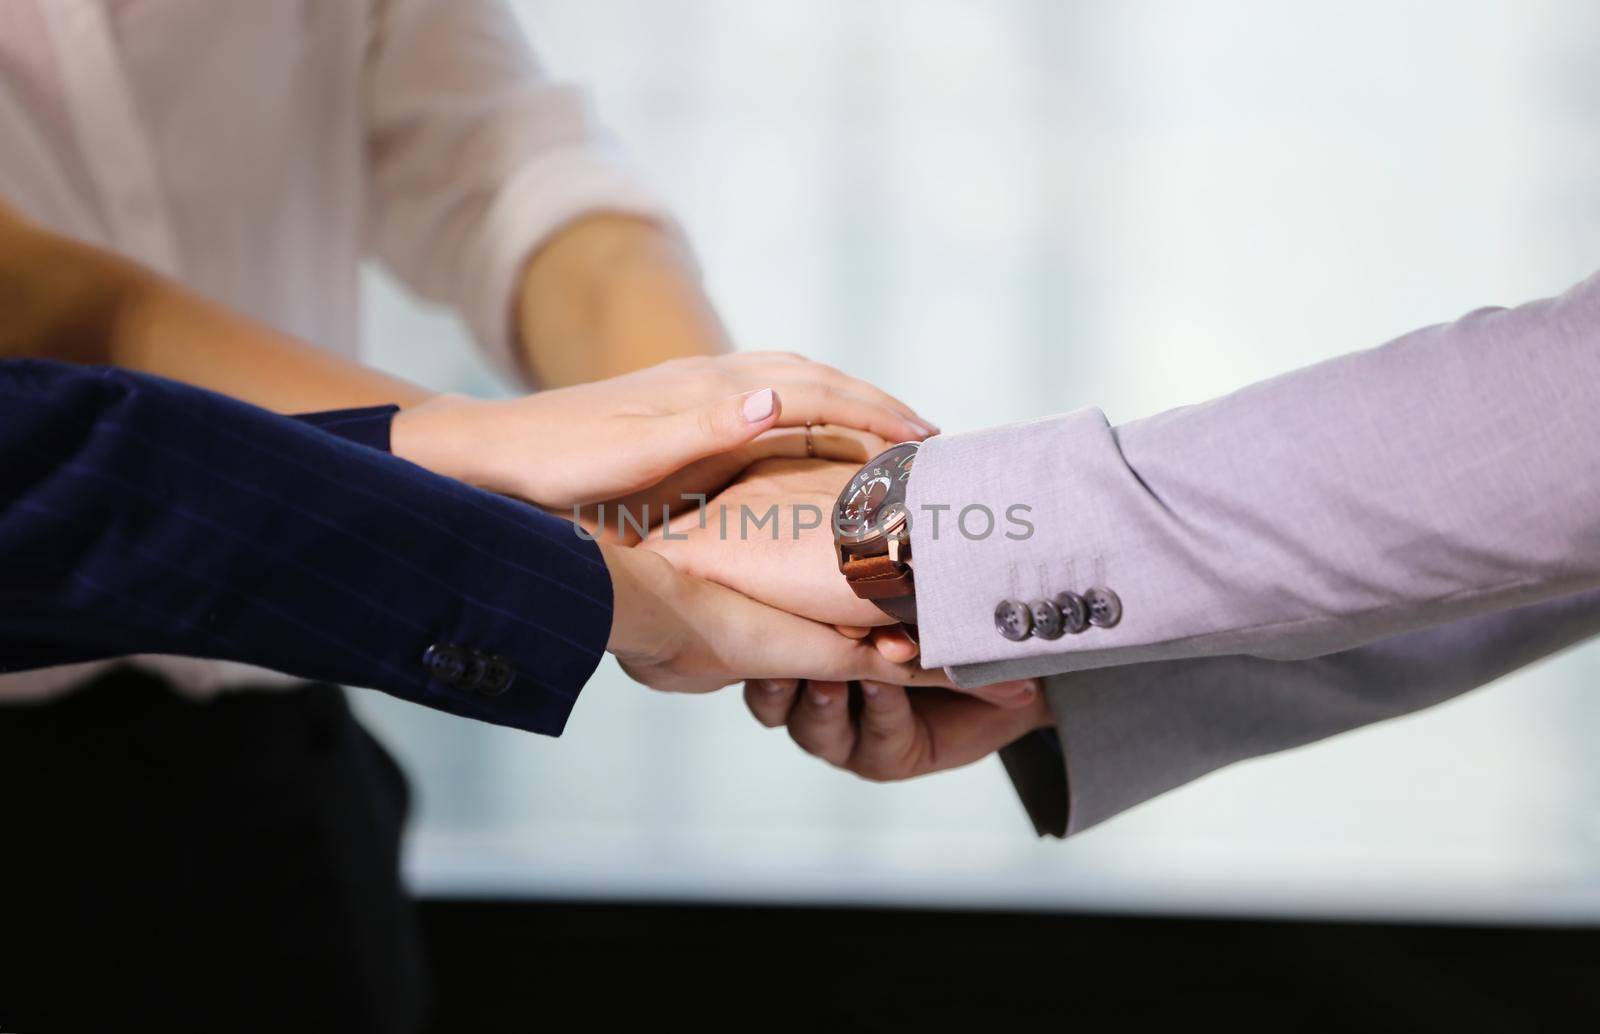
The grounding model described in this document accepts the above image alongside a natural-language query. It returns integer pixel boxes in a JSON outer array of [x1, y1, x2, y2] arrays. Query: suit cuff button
[[1054, 591, 1089, 634], [423, 644, 467, 684], [1085, 586, 1122, 628], [1027, 598, 1065, 640], [995, 599, 1033, 641], [460, 653, 489, 692], [479, 657, 516, 697]]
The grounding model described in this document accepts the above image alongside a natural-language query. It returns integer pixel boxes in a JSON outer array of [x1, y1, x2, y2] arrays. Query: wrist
[[389, 393, 516, 491], [600, 543, 686, 665]]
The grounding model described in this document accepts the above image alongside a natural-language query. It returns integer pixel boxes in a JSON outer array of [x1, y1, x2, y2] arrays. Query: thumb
[[651, 388, 782, 471]]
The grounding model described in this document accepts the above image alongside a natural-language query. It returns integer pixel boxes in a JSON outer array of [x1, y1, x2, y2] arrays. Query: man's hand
[[640, 457, 883, 627], [744, 677, 1052, 781]]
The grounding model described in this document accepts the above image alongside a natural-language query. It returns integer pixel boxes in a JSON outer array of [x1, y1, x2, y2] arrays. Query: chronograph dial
[[834, 442, 921, 628], [834, 443, 918, 544]]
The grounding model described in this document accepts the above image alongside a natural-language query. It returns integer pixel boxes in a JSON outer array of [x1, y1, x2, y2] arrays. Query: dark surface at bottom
[[0, 669, 427, 1034], [421, 898, 1600, 1030], [3, 668, 1596, 1032]]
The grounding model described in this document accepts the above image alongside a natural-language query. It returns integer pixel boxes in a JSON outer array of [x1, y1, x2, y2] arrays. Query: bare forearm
[[109, 274, 432, 412], [516, 214, 731, 387], [0, 203, 430, 413]]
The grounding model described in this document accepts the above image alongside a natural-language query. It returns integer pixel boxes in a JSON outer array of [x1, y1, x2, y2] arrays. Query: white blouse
[[0, 0, 672, 700]]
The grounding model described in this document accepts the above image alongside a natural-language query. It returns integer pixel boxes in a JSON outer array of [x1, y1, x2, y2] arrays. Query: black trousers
[[0, 668, 430, 1032]]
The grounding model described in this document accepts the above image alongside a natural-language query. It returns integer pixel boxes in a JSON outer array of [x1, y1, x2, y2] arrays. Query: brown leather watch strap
[[841, 554, 918, 625]]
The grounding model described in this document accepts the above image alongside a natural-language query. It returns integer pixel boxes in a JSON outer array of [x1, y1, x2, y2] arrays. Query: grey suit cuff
[[999, 665, 1263, 838], [909, 408, 1123, 674], [1002, 659, 1359, 838], [1038, 667, 1208, 836], [1002, 585, 1600, 837], [999, 670, 1181, 838], [998, 729, 1069, 837], [909, 408, 1215, 688]]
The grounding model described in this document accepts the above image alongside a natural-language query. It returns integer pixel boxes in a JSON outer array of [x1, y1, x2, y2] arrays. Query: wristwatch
[[834, 442, 920, 628]]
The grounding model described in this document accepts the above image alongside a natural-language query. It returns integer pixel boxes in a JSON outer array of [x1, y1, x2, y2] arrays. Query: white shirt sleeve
[[363, 0, 680, 383]]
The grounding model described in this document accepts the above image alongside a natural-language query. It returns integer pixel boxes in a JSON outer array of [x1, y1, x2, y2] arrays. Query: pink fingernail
[[742, 388, 776, 423]]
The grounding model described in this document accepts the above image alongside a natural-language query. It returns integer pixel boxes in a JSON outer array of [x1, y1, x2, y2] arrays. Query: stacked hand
[[599, 542, 964, 696], [744, 678, 1052, 781], [391, 352, 930, 518], [643, 457, 887, 626], [641, 456, 1049, 774], [391, 352, 1043, 769]]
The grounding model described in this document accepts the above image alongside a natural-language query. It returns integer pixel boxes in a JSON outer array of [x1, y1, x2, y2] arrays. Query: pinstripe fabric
[[0, 360, 613, 736], [291, 404, 400, 454]]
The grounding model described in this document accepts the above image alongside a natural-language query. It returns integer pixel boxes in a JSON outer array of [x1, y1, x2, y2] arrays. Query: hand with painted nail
[[640, 457, 885, 625], [743, 677, 1051, 781], [602, 544, 959, 695], [392, 352, 937, 515]]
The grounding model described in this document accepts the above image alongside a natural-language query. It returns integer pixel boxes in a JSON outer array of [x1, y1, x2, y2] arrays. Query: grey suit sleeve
[[1000, 586, 1600, 837], [907, 272, 1600, 686]]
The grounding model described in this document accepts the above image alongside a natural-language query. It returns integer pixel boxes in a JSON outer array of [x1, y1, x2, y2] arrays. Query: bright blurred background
[[354, 0, 1600, 922]]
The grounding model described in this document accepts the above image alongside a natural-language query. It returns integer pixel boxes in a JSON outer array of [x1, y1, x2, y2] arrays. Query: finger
[[761, 382, 929, 444], [849, 646, 959, 689], [650, 388, 783, 471], [744, 425, 891, 464], [707, 581, 952, 685], [909, 690, 1054, 773], [724, 349, 812, 364], [757, 619, 953, 686], [852, 681, 922, 780], [868, 626, 920, 664], [744, 678, 801, 727], [733, 353, 938, 433], [956, 678, 1043, 709], [861, 629, 1034, 704], [803, 368, 936, 435], [786, 680, 856, 765], [834, 625, 872, 640], [808, 425, 893, 463]]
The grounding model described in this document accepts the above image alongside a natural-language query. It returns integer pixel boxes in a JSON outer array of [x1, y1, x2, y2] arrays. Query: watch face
[[835, 442, 918, 545]]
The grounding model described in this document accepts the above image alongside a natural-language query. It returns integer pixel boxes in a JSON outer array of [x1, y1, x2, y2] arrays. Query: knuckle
[[853, 757, 902, 783], [695, 405, 724, 439], [743, 688, 782, 727], [789, 725, 846, 766], [787, 723, 818, 754], [858, 720, 899, 746]]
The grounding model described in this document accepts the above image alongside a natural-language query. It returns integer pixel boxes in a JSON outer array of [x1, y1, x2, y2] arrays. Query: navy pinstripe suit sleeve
[[290, 404, 400, 453], [0, 360, 613, 736]]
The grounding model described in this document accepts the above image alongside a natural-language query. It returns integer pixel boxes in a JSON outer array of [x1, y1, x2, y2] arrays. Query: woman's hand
[[390, 353, 936, 511], [598, 543, 1016, 697], [639, 457, 881, 626], [573, 421, 892, 545]]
